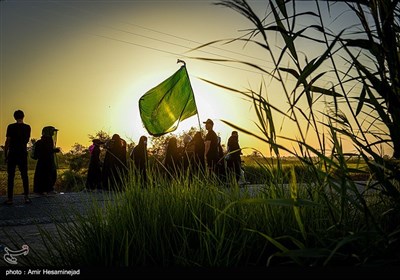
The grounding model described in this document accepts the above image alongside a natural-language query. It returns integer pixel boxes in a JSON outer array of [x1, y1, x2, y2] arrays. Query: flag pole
[[177, 59, 202, 132]]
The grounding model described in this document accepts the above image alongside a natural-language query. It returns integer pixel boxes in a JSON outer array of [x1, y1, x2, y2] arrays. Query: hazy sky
[[1, 0, 384, 156], [1, 0, 265, 153]]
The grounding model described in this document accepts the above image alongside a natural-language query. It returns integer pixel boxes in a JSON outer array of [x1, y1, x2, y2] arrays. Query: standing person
[[32, 126, 60, 195], [182, 134, 194, 171], [203, 119, 219, 176], [164, 137, 181, 178], [131, 136, 148, 185], [226, 131, 242, 183], [216, 136, 226, 182], [102, 134, 127, 191], [102, 137, 113, 191], [192, 131, 205, 173], [85, 139, 103, 192], [3, 110, 32, 205]]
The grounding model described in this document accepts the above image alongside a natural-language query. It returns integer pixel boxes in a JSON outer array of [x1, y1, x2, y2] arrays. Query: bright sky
[[0, 0, 392, 156]]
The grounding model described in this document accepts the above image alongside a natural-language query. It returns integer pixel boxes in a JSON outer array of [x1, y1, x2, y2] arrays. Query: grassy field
[[242, 156, 371, 183], [19, 165, 399, 268], [0, 169, 68, 196], [2, 156, 397, 268], [0, 156, 370, 197]]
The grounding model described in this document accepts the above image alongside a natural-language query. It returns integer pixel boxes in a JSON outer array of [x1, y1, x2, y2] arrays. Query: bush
[[58, 169, 86, 192]]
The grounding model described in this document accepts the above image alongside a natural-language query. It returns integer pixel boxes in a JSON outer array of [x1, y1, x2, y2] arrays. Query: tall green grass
[[18, 163, 398, 267], [193, 0, 400, 266]]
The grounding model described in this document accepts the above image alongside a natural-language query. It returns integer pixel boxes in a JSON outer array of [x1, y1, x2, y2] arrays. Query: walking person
[[3, 110, 32, 205], [226, 131, 242, 183], [32, 126, 60, 195], [192, 131, 205, 173], [182, 134, 194, 171], [203, 119, 219, 177], [102, 134, 127, 191], [130, 136, 148, 185], [164, 137, 181, 178], [216, 136, 226, 182], [86, 139, 103, 191]]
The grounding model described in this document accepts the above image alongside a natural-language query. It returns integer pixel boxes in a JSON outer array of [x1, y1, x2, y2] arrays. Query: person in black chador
[[33, 126, 60, 195], [102, 134, 127, 191], [203, 119, 219, 176], [3, 110, 32, 205], [86, 139, 103, 191], [182, 134, 194, 171], [164, 137, 181, 178], [226, 131, 242, 183], [130, 135, 148, 185], [216, 136, 226, 182], [192, 131, 205, 173]]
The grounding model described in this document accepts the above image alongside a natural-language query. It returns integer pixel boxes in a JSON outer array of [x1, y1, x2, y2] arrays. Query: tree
[[69, 143, 87, 156], [148, 126, 202, 158], [88, 130, 111, 144]]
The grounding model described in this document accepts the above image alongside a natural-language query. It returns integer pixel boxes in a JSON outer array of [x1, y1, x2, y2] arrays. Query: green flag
[[139, 65, 198, 136]]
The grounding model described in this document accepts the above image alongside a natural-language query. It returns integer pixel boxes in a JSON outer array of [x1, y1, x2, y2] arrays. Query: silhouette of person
[[182, 134, 194, 170], [216, 136, 226, 182], [192, 131, 205, 173], [86, 139, 103, 191], [131, 136, 148, 185], [102, 134, 127, 191], [164, 137, 181, 178], [33, 126, 60, 195], [3, 110, 32, 205], [226, 131, 242, 183], [203, 119, 219, 176]]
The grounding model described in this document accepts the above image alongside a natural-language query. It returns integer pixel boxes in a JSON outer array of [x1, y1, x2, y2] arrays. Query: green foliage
[[22, 168, 400, 267], [190, 0, 400, 266], [58, 169, 86, 192], [56, 143, 90, 191], [148, 126, 203, 158], [88, 130, 111, 144]]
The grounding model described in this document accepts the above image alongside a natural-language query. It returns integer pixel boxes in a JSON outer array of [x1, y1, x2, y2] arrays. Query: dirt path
[[0, 191, 114, 267]]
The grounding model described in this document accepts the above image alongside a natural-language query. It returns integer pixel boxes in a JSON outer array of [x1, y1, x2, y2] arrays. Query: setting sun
[[1, 0, 393, 157]]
